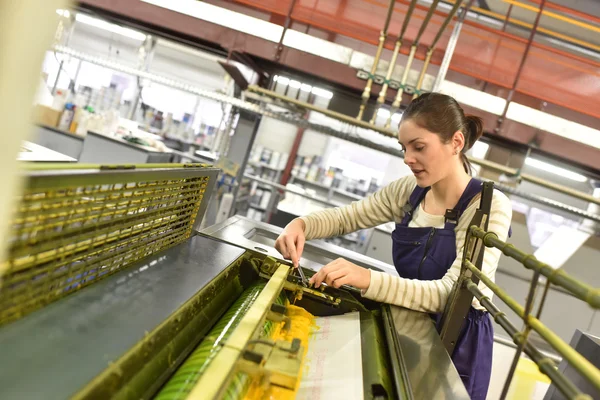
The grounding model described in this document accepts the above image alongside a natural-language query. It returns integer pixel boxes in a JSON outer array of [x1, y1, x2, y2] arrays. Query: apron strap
[[400, 185, 429, 225], [443, 178, 483, 230], [401, 179, 485, 228]]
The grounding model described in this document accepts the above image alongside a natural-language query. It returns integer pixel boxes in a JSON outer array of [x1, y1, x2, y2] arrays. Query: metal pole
[[274, 0, 296, 61], [412, 0, 466, 99], [128, 35, 155, 120], [357, 0, 396, 121], [229, 111, 262, 217], [51, 13, 76, 95], [371, 0, 418, 124], [495, 0, 546, 134], [385, 0, 441, 128], [411, 48, 434, 100], [248, 85, 397, 137], [432, 0, 473, 92]]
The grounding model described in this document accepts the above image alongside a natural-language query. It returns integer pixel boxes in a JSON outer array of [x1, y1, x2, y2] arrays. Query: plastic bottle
[[58, 103, 75, 131]]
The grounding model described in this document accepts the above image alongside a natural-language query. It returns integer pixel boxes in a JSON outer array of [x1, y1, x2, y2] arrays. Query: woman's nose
[[404, 152, 416, 165]]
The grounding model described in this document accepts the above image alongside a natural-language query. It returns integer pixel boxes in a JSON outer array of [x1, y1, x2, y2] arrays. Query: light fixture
[[75, 13, 147, 41], [311, 87, 333, 100], [142, 0, 283, 42], [276, 76, 290, 86], [56, 9, 70, 18], [507, 103, 600, 151], [524, 157, 587, 183], [274, 74, 332, 99], [300, 83, 312, 92], [439, 80, 507, 115], [377, 108, 390, 118], [470, 141, 490, 159]]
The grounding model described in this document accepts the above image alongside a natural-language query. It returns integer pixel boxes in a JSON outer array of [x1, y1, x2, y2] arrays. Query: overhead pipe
[[496, 0, 546, 135], [384, 0, 441, 128], [370, 0, 418, 124], [412, 0, 468, 100], [356, 0, 396, 121]]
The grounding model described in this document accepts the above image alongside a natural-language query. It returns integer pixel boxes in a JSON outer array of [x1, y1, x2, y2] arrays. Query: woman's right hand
[[275, 218, 306, 268]]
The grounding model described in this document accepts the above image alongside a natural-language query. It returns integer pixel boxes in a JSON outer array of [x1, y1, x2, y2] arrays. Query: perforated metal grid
[[0, 165, 218, 325]]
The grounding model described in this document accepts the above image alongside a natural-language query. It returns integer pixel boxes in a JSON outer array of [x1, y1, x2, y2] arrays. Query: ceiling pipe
[[412, 0, 469, 100], [356, 0, 396, 121], [495, 0, 547, 135], [385, 0, 441, 128], [370, 0, 418, 124]]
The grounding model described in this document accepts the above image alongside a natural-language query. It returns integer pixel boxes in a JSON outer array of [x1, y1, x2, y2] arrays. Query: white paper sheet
[[296, 312, 363, 400]]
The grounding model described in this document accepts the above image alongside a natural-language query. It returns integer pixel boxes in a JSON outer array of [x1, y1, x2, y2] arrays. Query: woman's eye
[[415, 146, 424, 152]]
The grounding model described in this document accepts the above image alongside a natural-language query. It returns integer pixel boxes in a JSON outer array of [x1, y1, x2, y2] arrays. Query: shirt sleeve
[[362, 190, 512, 313], [299, 176, 416, 241]]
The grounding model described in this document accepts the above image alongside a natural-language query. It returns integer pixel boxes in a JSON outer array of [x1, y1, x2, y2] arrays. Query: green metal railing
[[455, 223, 600, 399]]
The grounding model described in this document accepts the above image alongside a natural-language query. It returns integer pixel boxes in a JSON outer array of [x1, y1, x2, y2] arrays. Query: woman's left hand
[[309, 258, 371, 290]]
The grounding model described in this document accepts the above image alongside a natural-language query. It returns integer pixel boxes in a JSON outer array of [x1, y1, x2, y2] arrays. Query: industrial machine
[[0, 164, 468, 400], [0, 164, 598, 400]]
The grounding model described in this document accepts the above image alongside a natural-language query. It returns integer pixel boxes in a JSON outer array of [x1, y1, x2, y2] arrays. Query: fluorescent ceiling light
[[142, 0, 283, 42], [439, 80, 507, 115], [275, 75, 332, 99], [507, 103, 600, 151], [470, 141, 490, 159], [377, 108, 401, 122], [56, 9, 70, 18], [377, 108, 390, 118], [525, 157, 587, 183], [75, 14, 146, 41], [311, 87, 333, 99], [276, 76, 290, 86]]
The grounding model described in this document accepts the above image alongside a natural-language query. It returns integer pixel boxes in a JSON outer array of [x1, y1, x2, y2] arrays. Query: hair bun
[[464, 115, 483, 149]]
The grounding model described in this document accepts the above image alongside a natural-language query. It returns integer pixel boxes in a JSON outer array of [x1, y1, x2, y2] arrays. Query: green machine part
[[155, 282, 286, 400]]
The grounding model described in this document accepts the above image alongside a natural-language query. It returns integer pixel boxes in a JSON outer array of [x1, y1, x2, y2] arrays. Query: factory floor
[[488, 342, 551, 400]]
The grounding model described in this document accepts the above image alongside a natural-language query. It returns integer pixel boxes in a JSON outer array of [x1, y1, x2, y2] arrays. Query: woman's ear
[[452, 130, 466, 153]]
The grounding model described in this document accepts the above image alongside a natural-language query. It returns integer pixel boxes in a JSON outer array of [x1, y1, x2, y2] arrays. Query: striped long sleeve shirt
[[300, 176, 513, 313]]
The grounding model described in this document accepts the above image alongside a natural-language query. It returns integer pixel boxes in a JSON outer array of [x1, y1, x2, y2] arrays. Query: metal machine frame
[[0, 163, 218, 325]]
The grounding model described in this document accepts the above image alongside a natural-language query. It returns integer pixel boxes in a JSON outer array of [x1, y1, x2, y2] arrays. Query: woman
[[275, 93, 512, 399]]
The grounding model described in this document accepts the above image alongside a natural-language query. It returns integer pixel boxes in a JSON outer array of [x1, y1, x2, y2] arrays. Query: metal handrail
[[469, 226, 600, 308], [453, 223, 600, 399]]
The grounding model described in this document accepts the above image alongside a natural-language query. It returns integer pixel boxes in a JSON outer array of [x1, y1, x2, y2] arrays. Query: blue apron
[[392, 178, 493, 400]]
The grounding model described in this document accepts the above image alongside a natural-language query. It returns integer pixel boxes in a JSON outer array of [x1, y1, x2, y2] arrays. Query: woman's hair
[[400, 92, 483, 174]]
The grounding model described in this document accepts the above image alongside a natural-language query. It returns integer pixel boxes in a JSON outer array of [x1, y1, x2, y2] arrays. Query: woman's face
[[398, 120, 456, 187]]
